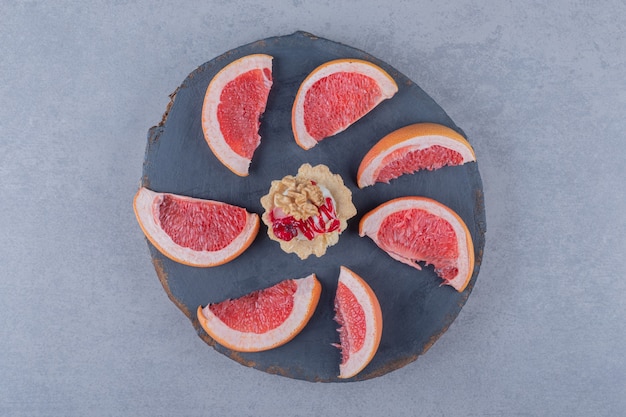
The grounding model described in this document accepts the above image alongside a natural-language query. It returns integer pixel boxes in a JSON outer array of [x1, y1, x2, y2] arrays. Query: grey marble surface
[[1, 1, 624, 416]]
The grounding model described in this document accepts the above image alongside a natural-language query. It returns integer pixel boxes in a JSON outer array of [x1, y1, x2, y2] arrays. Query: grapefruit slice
[[197, 274, 321, 352], [201, 54, 273, 176], [292, 59, 398, 150], [357, 123, 476, 188], [334, 266, 383, 379], [359, 197, 474, 292], [133, 187, 259, 267]]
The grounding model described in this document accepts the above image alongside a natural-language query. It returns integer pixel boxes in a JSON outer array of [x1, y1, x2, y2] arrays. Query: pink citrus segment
[[303, 72, 382, 141], [133, 187, 259, 267], [334, 266, 383, 379], [292, 59, 398, 150], [208, 279, 297, 333], [335, 282, 366, 362], [376, 145, 464, 182], [378, 209, 459, 282], [217, 68, 272, 159], [357, 123, 476, 188], [157, 193, 247, 252], [359, 197, 474, 292], [202, 54, 273, 176], [197, 274, 321, 352]]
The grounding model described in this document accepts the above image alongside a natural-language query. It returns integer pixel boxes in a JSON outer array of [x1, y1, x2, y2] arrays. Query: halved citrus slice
[[357, 123, 476, 188], [201, 54, 273, 176], [197, 274, 321, 352], [334, 266, 383, 379], [359, 197, 474, 292], [292, 59, 398, 150], [133, 187, 259, 267]]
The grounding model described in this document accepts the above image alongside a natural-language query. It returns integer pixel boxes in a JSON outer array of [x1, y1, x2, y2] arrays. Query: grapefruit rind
[[357, 123, 476, 188], [336, 266, 383, 379], [197, 274, 321, 352], [201, 54, 273, 177], [359, 197, 474, 292], [133, 187, 259, 268], [292, 59, 398, 150]]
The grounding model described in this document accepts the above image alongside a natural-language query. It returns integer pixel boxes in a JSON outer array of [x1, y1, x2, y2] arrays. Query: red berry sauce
[[270, 197, 340, 242]]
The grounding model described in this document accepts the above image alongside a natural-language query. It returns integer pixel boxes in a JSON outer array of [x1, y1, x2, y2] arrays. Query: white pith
[[201, 274, 319, 351], [201, 54, 273, 176]]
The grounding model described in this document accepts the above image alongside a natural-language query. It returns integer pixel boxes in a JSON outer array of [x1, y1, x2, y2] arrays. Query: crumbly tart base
[[261, 163, 357, 259]]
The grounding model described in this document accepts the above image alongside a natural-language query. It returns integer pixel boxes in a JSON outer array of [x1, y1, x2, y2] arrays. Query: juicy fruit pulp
[[357, 123, 476, 188], [202, 54, 273, 176], [270, 197, 340, 242], [334, 282, 366, 363], [334, 266, 383, 379], [218, 68, 272, 159], [376, 145, 463, 183], [158, 194, 247, 252], [209, 279, 297, 333], [133, 187, 259, 267], [292, 59, 398, 150], [378, 209, 459, 281], [197, 274, 321, 352], [359, 197, 474, 292], [303, 72, 382, 141]]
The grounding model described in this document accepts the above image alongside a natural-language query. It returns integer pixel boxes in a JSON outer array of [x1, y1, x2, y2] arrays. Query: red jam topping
[[270, 197, 340, 242]]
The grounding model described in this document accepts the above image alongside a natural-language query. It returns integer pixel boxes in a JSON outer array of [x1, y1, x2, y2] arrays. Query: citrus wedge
[[334, 266, 383, 379], [359, 197, 474, 292], [201, 54, 273, 176], [197, 274, 321, 352], [357, 123, 476, 188], [292, 59, 398, 150], [133, 187, 259, 267]]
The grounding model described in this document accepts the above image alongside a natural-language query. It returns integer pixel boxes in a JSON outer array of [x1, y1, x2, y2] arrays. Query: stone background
[[1, 1, 624, 415]]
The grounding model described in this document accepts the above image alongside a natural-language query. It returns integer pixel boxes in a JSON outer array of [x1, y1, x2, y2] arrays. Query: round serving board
[[140, 31, 486, 382]]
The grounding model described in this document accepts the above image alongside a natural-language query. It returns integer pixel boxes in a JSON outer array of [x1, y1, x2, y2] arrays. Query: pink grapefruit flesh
[[197, 274, 321, 352], [359, 197, 474, 292], [292, 59, 398, 150], [334, 266, 383, 379], [357, 123, 476, 188], [133, 187, 259, 267], [202, 54, 273, 176]]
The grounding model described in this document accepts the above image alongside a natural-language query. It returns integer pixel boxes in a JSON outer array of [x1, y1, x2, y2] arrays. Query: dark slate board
[[140, 31, 486, 382]]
